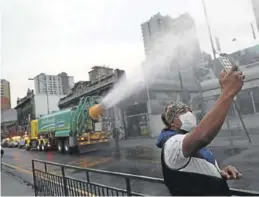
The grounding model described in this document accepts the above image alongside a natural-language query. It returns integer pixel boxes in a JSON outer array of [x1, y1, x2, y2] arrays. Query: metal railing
[[32, 159, 259, 196]]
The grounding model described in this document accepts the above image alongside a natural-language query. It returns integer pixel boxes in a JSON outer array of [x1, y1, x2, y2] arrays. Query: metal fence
[[32, 159, 259, 196]]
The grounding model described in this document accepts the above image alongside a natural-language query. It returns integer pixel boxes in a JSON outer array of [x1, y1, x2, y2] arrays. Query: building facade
[[15, 89, 35, 129], [15, 89, 65, 130], [141, 12, 174, 57], [58, 67, 127, 138], [200, 65, 259, 140], [33, 72, 74, 95], [141, 13, 200, 59], [88, 66, 113, 81], [1, 79, 11, 110], [1, 108, 17, 123], [34, 94, 66, 118], [1, 109, 18, 139], [228, 44, 259, 67]]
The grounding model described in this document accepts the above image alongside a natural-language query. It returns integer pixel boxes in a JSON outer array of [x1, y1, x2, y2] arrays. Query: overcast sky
[[1, 0, 259, 107]]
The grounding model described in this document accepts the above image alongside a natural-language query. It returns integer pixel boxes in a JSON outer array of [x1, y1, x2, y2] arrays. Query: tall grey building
[[141, 13, 173, 57], [141, 12, 200, 58], [252, 0, 259, 32], [33, 72, 74, 95], [140, 12, 202, 132]]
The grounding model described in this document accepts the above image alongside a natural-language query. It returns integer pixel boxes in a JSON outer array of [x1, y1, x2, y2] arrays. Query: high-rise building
[[251, 0, 259, 32], [1, 79, 11, 110], [140, 13, 202, 136], [141, 13, 200, 58], [141, 13, 173, 57], [33, 72, 74, 95]]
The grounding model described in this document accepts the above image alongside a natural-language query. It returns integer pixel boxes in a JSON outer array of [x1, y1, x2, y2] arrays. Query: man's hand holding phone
[[219, 66, 245, 98]]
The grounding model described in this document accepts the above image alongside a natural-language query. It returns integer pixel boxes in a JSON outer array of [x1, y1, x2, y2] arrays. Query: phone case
[[218, 56, 233, 73]]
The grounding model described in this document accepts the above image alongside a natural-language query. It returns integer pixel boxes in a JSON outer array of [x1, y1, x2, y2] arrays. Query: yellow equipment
[[89, 104, 105, 120], [26, 119, 39, 151]]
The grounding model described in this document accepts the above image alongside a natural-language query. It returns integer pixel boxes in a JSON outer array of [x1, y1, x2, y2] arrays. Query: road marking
[[1, 162, 95, 196]]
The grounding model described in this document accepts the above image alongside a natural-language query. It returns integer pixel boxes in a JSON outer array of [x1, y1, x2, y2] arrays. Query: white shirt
[[163, 134, 222, 178]]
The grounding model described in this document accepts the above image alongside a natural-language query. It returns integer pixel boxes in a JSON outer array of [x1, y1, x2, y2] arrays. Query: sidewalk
[[1, 170, 34, 196]]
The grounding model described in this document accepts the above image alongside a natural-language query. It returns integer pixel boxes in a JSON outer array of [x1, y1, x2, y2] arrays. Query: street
[[1, 137, 259, 195]]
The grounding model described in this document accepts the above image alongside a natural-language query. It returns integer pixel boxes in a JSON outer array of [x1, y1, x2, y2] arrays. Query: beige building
[[1, 79, 11, 110]]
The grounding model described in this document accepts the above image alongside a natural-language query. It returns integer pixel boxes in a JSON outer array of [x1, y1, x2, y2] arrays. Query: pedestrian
[[156, 66, 244, 196], [1, 145, 4, 158]]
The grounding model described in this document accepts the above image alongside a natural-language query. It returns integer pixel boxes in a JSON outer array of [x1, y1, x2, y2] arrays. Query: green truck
[[26, 96, 110, 154]]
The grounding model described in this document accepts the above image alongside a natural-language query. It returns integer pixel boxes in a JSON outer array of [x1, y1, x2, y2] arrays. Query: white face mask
[[179, 111, 197, 132]]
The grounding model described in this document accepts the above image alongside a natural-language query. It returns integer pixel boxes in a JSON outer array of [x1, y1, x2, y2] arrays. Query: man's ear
[[171, 123, 176, 128]]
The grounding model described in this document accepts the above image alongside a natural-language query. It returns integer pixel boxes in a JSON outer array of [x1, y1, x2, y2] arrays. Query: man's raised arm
[[182, 67, 244, 157]]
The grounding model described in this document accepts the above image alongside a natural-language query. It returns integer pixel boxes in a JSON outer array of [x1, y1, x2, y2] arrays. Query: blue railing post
[[86, 171, 90, 183], [44, 163, 47, 173], [125, 177, 132, 196], [61, 166, 69, 196], [31, 160, 38, 197]]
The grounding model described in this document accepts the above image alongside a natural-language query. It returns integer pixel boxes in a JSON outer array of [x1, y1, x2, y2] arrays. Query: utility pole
[[201, 0, 217, 59], [111, 107, 121, 159], [46, 83, 50, 114]]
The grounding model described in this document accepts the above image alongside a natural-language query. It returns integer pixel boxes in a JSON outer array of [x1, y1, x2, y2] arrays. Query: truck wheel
[[57, 140, 64, 153], [37, 143, 42, 151], [64, 138, 71, 154], [41, 144, 46, 152]]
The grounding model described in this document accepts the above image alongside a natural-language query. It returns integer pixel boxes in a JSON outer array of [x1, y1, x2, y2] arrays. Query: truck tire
[[37, 143, 42, 151], [41, 144, 46, 152], [57, 140, 64, 153], [64, 138, 71, 154]]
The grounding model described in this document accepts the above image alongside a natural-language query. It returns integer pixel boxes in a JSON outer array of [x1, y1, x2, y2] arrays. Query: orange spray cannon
[[89, 104, 105, 120]]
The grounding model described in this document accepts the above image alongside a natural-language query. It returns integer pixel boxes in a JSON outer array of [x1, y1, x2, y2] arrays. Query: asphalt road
[[1, 137, 259, 195]]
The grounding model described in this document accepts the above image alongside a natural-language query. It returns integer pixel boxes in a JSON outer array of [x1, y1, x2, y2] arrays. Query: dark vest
[[161, 145, 231, 196]]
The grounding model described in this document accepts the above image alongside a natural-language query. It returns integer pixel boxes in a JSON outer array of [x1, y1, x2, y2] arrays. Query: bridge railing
[[32, 159, 259, 196]]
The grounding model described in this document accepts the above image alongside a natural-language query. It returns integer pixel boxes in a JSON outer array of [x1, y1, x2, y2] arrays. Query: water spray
[[101, 30, 198, 111]]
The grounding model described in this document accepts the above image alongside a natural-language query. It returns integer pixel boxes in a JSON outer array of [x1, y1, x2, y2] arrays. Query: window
[[252, 87, 259, 113], [236, 89, 254, 115]]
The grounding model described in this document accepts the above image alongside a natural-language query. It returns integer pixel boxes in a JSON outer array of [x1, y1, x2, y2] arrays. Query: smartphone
[[218, 54, 238, 100], [218, 54, 234, 73]]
